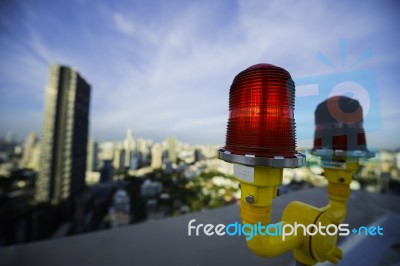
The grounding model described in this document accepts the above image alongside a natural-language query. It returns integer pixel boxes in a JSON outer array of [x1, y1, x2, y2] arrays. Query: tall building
[[27, 142, 41, 171], [137, 138, 151, 164], [20, 132, 38, 168], [194, 149, 203, 162], [35, 64, 91, 203], [137, 138, 148, 156], [167, 136, 177, 163], [151, 143, 163, 169], [98, 141, 115, 161], [86, 138, 98, 172], [124, 129, 135, 168], [113, 145, 126, 172], [396, 151, 400, 170], [100, 160, 114, 183]]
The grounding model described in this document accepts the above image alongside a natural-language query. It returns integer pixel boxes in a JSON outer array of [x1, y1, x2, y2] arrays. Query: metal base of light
[[312, 149, 375, 159], [218, 149, 305, 168]]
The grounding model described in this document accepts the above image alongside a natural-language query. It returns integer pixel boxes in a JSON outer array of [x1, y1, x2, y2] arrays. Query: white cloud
[[113, 12, 136, 34], [1, 0, 399, 148], [86, 0, 399, 146]]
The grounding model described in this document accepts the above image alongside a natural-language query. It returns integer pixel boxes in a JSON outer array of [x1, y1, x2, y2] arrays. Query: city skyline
[[0, 0, 399, 149]]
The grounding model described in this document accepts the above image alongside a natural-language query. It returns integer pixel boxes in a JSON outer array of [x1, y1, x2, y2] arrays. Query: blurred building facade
[[167, 137, 177, 163], [20, 132, 37, 168], [35, 64, 91, 203], [112, 145, 125, 172], [100, 160, 114, 183], [124, 129, 135, 168], [86, 138, 98, 172], [151, 143, 162, 169]]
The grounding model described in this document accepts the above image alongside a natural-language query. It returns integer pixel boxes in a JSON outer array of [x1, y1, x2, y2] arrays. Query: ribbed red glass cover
[[224, 63, 297, 157], [312, 96, 368, 151]]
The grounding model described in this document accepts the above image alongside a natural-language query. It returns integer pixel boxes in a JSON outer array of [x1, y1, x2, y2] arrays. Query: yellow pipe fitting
[[234, 162, 360, 265], [324, 183, 351, 223], [308, 211, 344, 264], [241, 202, 304, 257], [243, 219, 304, 257], [293, 162, 359, 265], [324, 162, 357, 223], [238, 167, 281, 209], [282, 201, 322, 265], [324, 162, 358, 185], [240, 202, 271, 225], [237, 166, 304, 258]]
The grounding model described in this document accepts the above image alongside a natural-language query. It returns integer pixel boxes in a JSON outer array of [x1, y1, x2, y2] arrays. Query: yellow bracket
[[236, 162, 359, 265]]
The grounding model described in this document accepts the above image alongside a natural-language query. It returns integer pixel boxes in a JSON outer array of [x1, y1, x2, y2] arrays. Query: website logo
[[188, 219, 384, 241]]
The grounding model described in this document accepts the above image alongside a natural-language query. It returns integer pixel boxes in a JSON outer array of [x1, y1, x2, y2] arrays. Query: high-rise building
[[86, 138, 98, 172], [151, 143, 163, 169], [100, 160, 114, 183], [167, 136, 177, 163], [35, 64, 91, 203], [137, 138, 148, 156], [124, 129, 135, 168], [20, 132, 38, 168], [98, 141, 115, 161], [113, 145, 126, 172], [137, 138, 152, 165], [194, 149, 203, 162], [396, 151, 400, 170], [27, 142, 41, 171]]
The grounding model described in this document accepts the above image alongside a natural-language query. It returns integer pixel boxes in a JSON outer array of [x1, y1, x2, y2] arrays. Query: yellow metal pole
[[235, 162, 359, 265], [238, 166, 304, 257]]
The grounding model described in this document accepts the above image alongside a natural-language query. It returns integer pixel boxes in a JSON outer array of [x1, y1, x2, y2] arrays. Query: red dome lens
[[224, 63, 297, 158]]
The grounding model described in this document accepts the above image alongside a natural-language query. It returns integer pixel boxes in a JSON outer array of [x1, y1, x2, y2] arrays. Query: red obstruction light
[[312, 96, 373, 158], [219, 63, 304, 168]]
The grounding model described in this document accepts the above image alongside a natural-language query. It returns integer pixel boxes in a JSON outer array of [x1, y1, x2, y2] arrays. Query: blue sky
[[0, 0, 399, 149]]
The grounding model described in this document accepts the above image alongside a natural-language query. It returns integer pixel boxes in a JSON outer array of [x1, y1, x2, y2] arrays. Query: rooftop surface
[[1, 187, 399, 266]]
